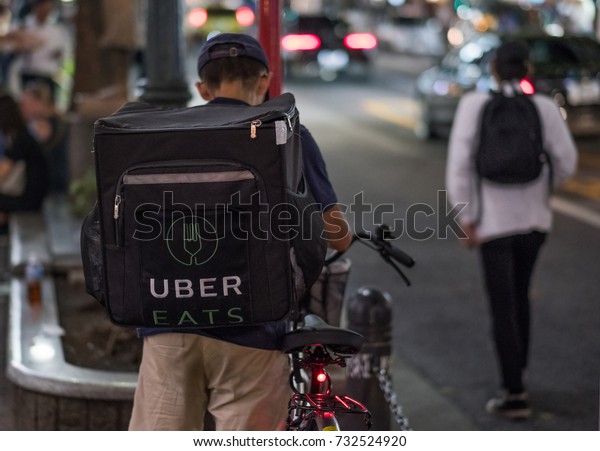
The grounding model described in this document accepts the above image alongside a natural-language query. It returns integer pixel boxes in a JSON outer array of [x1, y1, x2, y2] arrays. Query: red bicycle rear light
[[236, 6, 255, 27], [344, 33, 377, 50], [188, 8, 208, 28], [520, 78, 535, 95], [281, 34, 321, 51], [316, 372, 327, 383]]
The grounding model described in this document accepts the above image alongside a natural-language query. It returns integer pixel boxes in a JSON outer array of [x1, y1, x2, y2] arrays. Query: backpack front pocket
[[112, 160, 267, 327]]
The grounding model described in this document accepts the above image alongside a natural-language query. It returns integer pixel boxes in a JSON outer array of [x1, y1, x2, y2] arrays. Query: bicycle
[[283, 225, 415, 431]]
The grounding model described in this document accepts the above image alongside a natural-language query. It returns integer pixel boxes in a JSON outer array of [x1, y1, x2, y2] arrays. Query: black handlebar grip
[[384, 243, 415, 268]]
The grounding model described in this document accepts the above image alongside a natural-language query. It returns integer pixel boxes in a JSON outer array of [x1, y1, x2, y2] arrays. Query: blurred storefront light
[[447, 27, 464, 46]]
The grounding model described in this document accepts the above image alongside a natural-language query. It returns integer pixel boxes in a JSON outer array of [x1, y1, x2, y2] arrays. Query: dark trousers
[[480, 231, 546, 393]]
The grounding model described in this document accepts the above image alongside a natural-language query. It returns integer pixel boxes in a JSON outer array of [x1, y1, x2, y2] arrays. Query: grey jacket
[[446, 83, 578, 242]]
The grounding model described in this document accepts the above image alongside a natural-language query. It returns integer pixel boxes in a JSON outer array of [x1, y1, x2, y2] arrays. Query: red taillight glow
[[344, 33, 377, 50], [236, 6, 255, 27], [520, 78, 535, 95], [316, 372, 327, 383], [281, 34, 321, 51], [188, 8, 208, 28]]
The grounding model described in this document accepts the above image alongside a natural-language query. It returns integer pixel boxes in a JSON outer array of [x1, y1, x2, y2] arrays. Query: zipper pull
[[250, 119, 262, 139], [114, 195, 122, 220]]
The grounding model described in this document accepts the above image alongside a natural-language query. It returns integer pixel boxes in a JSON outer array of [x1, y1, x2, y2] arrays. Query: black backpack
[[81, 93, 326, 329], [475, 91, 549, 184]]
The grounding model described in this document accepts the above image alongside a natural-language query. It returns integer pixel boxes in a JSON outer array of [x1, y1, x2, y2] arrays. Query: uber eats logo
[[146, 211, 246, 327], [165, 215, 219, 266]]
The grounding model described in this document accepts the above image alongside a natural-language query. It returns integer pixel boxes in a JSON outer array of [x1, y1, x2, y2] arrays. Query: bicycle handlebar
[[355, 230, 415, 268], [326, 225, 415, 286]]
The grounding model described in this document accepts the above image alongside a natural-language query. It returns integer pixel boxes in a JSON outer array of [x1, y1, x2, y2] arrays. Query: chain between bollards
[[377, 366, 412, 431]]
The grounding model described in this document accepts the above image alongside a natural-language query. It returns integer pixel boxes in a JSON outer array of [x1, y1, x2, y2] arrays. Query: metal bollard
[[343, 286, 392, 431]]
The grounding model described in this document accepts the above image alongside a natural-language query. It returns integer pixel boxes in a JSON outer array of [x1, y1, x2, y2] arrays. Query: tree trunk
[[70, 0, 109, 109]]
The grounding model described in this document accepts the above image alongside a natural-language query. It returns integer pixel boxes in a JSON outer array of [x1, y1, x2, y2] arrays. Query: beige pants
[[129, 333, 290, 431]]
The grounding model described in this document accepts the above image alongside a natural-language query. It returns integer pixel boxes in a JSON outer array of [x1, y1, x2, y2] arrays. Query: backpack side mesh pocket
[[80, 203, 106, 305]]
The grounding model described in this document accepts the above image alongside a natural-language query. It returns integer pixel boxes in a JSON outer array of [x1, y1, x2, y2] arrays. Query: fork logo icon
[[165, 215, 219, 266]]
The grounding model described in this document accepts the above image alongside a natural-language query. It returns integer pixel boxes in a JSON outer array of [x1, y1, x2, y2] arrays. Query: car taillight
[[236, 6, 255, 27], [281, 34, 321, 51], [520, 78, 535, 94], [344, 33, 377, 50], [188, 7, 208, 28]]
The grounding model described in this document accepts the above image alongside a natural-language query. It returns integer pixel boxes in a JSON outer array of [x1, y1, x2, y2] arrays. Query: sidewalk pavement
[[0, 283, 475, 431], [390, 357, 477, 431]]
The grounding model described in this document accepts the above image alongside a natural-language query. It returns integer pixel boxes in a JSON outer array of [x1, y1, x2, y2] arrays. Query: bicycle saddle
[[281, 314, 364, 355]]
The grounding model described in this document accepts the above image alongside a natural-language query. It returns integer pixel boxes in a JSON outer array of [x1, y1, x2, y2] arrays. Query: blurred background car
[[184, 3, 257, 45], [375, 15, 446, 57], [281, 11, 378, 81], [415, 33, 600, 139]]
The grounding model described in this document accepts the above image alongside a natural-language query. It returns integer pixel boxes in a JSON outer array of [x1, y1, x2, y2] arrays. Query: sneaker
[[486, 391, 532, 420]]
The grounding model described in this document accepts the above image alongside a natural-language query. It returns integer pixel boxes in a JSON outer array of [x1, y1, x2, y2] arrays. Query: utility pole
[[140, 0, 191, 107], [258, 0, 283, 98]]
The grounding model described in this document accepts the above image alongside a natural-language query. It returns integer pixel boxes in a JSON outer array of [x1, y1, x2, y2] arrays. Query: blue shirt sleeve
[[300, 125, 338, 211]]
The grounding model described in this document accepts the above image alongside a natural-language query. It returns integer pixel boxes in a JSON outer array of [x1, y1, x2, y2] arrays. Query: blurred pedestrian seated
[[0, 2, 14, 87], [0, 0, 69, 103], [0, 91, 49, 232], [20, 81, 68, 193], [15, 0, 69, 103]]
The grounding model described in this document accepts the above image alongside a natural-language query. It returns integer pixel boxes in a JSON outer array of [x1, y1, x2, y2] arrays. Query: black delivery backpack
[[82, 93, 326, 329]]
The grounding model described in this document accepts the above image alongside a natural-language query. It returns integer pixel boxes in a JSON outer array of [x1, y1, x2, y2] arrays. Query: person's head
[[195, 33, 272, 106], [493, 40, 531, 81], [30, 0, 56, 22], [0, 92, 27, 137], [20, 82, 54, 119]]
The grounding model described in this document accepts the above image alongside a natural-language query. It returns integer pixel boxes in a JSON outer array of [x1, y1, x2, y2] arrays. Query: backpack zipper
[[113, 195, 122, 220], [250, 119, 262, 139]]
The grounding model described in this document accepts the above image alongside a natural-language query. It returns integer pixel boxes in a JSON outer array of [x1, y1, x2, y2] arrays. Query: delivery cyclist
[[128, 33, 352, 431]]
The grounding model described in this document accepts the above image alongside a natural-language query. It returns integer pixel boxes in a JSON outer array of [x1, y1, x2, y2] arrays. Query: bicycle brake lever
[[382, 241, 415, 268], [381, 251, 411, 286]]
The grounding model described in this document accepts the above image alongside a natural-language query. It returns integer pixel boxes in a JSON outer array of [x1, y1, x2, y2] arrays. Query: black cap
[[197, 33, 269, 74]]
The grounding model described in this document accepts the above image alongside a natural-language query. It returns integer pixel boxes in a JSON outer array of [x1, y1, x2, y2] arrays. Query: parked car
[[281, 13, 378, 81], [415, 33, 600, 138], [375, 15, 446, 57]]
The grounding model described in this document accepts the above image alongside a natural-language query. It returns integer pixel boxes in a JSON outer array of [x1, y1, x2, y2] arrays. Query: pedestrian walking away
[[445, 40, 578, 421]]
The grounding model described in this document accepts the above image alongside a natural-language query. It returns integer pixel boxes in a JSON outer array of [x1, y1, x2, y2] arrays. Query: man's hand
[[323, 205, 352, 252], [461, 223, 480, 248]]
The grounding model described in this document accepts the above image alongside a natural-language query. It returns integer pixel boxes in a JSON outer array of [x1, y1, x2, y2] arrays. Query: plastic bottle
[[25, 255, 44, 308]]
